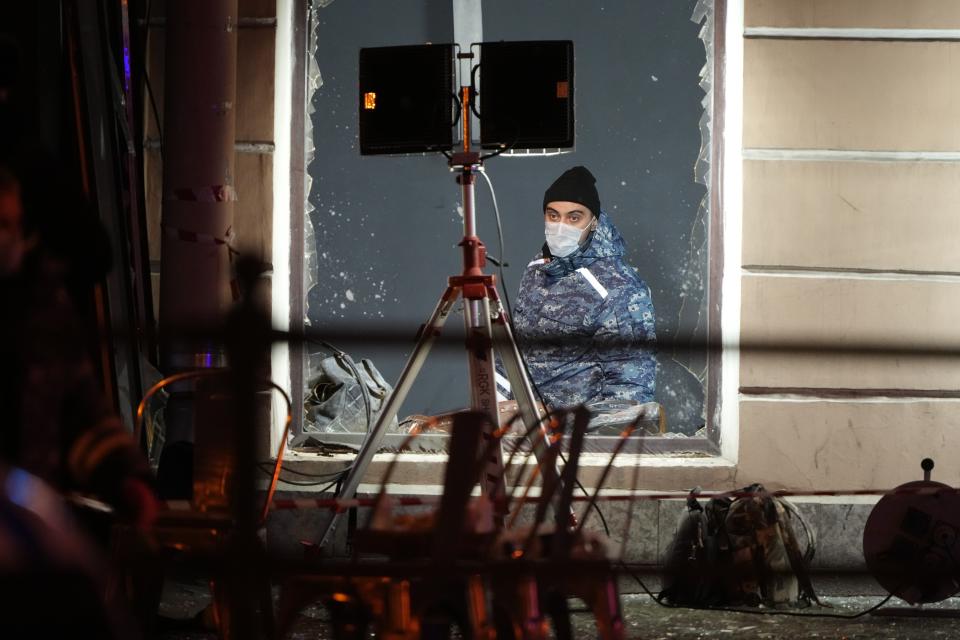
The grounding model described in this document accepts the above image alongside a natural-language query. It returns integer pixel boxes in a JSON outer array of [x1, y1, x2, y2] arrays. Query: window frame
[[278, 0, 736, 459]]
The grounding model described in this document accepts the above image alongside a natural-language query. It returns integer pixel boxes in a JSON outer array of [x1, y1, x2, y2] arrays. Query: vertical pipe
[[158, 0, 238, 445], [460, 171, 477, 258]]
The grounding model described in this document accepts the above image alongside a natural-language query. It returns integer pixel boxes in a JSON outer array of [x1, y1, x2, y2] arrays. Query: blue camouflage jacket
[[498, 211, 657, 409]]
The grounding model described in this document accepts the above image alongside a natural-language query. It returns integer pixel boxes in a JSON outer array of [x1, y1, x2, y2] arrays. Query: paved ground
[[156, 576, 960, 639]]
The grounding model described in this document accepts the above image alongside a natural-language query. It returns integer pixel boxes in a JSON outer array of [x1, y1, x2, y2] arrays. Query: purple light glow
[[123, 45, 131, 93]]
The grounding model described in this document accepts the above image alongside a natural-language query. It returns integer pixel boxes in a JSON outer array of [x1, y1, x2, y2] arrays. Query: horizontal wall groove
[[144, 139, 275, 154], [141, 17, 277, 28], [743, 266, 960, 282], [745, 27, 960, 41], [150, 260, 272, 277], [744, 149, 960, 163], [741, 388, 960, 402]]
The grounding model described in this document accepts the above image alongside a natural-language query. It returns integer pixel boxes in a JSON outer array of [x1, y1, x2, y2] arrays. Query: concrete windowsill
[[265, 450, 739, 493]]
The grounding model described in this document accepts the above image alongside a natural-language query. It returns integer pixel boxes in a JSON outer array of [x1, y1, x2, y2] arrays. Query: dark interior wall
[[0, 3, 65, 163], [307, 0, 708, 433]]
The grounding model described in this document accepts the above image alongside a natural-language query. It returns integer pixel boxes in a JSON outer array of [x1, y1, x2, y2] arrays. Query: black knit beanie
[[542, 166, 601, 217]]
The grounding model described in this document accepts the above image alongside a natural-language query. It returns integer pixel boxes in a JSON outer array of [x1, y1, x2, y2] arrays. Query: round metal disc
[[863, 480, 960, 604]]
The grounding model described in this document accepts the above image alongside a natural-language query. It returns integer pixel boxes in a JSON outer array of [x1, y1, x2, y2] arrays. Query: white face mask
[[0, 229, 24, 277], [544, 220, 584, 257]]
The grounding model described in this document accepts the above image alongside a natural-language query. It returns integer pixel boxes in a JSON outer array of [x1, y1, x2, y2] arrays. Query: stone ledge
[[265, 489, 872, 570]]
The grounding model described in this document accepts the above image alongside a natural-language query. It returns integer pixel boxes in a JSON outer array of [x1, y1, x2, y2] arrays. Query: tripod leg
[[485, 289, 546, 434], [491, 318, 544, 436], [316, 287, 460, 549], [465, 295, 507, 512], [488, 298, 564, 514]]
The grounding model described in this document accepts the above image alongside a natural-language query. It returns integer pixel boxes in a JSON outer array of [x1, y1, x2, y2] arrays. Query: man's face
[[543, 200, 597, 249], [544, 200, 594, 230]]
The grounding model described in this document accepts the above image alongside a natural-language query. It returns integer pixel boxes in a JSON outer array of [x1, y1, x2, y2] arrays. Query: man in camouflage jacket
[[497, 167, 657, 409]]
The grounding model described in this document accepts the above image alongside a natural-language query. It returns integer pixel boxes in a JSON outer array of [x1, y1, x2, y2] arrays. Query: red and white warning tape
[[153, 485, 958, 514], [161, 222, 240, 300], [162, 224, 236, 249]]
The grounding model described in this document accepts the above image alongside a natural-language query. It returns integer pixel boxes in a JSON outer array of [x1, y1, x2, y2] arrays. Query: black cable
[[480, 143, 516, 162], [266, 477, 342, 489], [469, 62, 482, 119], [273, 477, 342, 492], [319, 478, 341, 493], [576, 475, 611, 536], [144, 78, 162, 156], [257, 462, 351, 480], [467, 64, 519, 161], [622, 563, 897, 620], [622, 565, 661, 601], [450, 91, 463, 127], [257, 463, 348, 488], [476, 168, 512, 321]]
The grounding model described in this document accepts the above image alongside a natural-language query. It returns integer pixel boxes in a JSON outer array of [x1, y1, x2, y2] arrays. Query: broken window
[[292, 0, 724, 452]]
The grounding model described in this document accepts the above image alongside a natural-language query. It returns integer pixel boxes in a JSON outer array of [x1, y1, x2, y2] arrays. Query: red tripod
[[317, 87, 560, 548]]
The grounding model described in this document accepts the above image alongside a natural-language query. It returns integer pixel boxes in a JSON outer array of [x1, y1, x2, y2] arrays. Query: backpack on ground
[[659, 483, 821, 608]]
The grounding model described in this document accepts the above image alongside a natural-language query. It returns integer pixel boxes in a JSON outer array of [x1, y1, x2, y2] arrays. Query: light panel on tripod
[[358, 44, 455, 155], [478, 40, 575, 151]]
